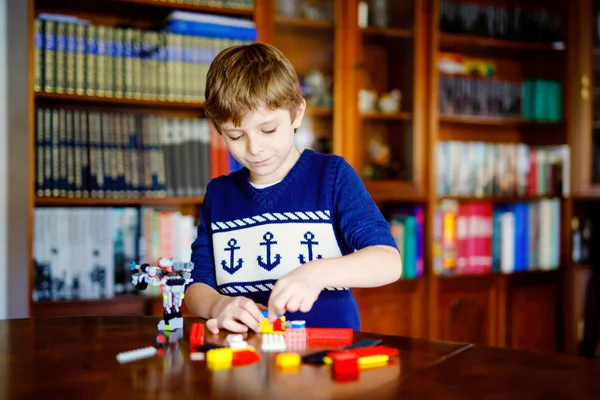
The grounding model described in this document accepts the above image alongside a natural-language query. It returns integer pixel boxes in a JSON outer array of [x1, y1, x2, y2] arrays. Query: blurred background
[[0, 0, 599, 357]]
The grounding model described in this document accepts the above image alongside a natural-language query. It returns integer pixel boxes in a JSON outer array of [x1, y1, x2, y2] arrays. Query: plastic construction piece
[[116, 346, 157, 364], [226, 334, 244, 345], [275, 352, 301, 369], [261, 333, 286, 352], [232, 349, 261, 366], [343, 338, 383, 349], [189, 323, 204, 349], [195, 343, 225, 352], [190, 352, 205, 361], [290, 320, 306, 329], [156, 331, 167, 347], [130, 257, 194, 332], [206, 347, 233, 370], [306, 328, 354, 348], [301, 349, 333, 364], [330, 351, 360, 382]]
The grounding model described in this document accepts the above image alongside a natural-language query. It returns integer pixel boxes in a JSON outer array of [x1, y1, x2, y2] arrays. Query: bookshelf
[[24, 0, 594, 355], [427, 0, 572, 353], [567, 0, 600, 354]]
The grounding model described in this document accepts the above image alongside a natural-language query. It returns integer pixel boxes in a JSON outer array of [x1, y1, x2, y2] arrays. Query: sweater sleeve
[[333, 158, 398, 251], [188, 182, 217, 291]]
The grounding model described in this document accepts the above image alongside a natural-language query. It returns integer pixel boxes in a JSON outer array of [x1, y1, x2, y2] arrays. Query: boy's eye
[[263, 128, 277, 134], [230, 135, 242, 141]]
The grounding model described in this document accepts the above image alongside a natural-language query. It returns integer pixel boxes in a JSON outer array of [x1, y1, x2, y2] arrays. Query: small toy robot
[[130, 257, 194, 331]]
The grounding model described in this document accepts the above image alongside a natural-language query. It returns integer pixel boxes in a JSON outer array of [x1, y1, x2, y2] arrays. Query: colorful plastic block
[[330, 351, 359, 382], [232, 349, 261, 366], [290, 320, 306, 329], [261, 333, 286, 352], [206, 347, 233, 370], [275, 352, 301, 369], [189, 323, 204, 349]]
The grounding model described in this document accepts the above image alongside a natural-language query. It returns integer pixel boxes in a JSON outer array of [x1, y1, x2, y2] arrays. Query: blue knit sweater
[[189, 149, 398, 330]]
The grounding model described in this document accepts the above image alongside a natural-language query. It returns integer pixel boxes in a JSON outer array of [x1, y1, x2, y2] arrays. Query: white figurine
[[130, 257, 194, 331]]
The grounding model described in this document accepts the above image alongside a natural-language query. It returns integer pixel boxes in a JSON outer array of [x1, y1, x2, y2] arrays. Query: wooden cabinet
[[354, 280, 426, 338], [436, 276, 498, 345]]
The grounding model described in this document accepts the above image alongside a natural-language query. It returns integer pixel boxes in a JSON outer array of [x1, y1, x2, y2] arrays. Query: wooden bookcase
[[25, 0, 594, 355]]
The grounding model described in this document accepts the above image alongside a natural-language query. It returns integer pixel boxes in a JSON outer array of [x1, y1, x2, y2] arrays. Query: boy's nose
[[247, 136, 264, 156]]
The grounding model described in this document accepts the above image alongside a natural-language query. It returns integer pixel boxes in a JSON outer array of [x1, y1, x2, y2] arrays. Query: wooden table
[[1, 316, 599, 399]]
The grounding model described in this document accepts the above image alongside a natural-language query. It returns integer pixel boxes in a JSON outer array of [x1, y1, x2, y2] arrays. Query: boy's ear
[[291, 98, 307, 130]]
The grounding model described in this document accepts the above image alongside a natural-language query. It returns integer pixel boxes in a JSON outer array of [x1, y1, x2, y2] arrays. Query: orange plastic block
[[232, 349, 260, 366]]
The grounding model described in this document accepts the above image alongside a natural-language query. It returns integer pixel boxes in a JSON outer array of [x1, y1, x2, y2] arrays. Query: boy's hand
[[206, 296, 266, 334], [267, 260, 323, 322]]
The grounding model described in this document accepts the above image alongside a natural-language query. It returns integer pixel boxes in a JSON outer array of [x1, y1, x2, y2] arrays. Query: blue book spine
[[163, 20, 257, 41]]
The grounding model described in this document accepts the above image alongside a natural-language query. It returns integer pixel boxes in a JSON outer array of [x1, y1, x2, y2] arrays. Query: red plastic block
[[307, 328, 353, 341], [330, 351, 359, 382], [232, 349, 261, 366], [306, 328, 353, 347], [273, 318, 284, 332], [189, 323, 204, 349]]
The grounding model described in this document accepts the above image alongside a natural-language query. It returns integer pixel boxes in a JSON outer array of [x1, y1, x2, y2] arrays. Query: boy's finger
[[299, 296, 314, 313], [222, 319, 249, 333], [240, 298, 266, 323], [206, 318, 220, 334], [286, 294, 302, 313], [268, 292, 288, 322], [236, 310, 261, 332]]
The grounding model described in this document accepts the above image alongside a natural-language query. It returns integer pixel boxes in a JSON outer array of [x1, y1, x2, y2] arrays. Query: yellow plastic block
[[275, 352, 301, 369], [207, 347, 233, 364], [207, 360, 232, 370], [358, 355, 389, 368], [260, 319, 274, 334], [323, 354, 389, 368]]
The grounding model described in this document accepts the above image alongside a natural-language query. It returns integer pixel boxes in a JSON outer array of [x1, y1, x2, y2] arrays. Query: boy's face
[[220, 101, 306, 185]]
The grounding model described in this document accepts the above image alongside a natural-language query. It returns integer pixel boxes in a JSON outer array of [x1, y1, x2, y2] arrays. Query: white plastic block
[[261, 333, 286, 352], [190, 352, 205, 361], [116, 346, 157, 364], [229, 340, 248, 350], [226, 334, 244, 344]]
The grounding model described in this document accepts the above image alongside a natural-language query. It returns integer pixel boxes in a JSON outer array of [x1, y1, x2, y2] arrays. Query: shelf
[[361, 27, 413, 39], [439, 33, 566, 53], [439, 115, 563, 127], [35, 196, 204, 207], [437, 269, 559, 281], [116, 0, 254, 17], [437, 195, 565, 203], [361, 112, 412, 121], [306, 107, 333, 117], [275, 16, 333, 29], [35, 91, 204, 110], [363, 180, 425, 203]]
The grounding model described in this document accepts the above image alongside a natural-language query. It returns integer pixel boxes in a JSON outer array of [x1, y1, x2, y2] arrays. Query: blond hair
[[204, 43, 304, 132]]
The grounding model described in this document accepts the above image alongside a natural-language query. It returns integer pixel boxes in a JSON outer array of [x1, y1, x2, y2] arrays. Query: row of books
[[436, 141, 569, 198], [439, 0, 562, 44], [148, 0, 253, 9], [35, 107, 240, 199], [433, 199, 561, 276], [439, 75, 562, 122], [389, 205, 424, 279], [34, 12, 255, 100], [32, 207, 197, 301]]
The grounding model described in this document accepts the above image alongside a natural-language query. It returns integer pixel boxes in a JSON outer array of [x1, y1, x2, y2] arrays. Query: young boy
[[184, 43, 402, 335]]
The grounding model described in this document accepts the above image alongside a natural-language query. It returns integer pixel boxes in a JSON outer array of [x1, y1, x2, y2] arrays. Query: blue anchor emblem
[[257, 232, 282, 271], [298, 231, 323, 264], [221, 238, 243, 275]]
